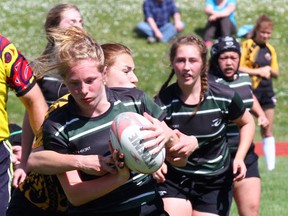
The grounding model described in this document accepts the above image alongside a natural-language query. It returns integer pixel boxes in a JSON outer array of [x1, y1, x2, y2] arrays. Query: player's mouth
[[81, 97, 94, 103], [224, 67, 234, 72]]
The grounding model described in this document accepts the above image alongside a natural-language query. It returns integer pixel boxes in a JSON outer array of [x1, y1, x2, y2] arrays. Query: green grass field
[[2, 0, 287, 215]]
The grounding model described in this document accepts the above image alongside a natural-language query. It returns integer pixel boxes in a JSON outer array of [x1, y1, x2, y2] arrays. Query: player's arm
[[12, 84, 48, 187], [19, 84, 47, 167], [142, 113, 197, 167], [28, 147, 115, 175], [57, 150, 129, 206], [232, 110, 255, 181], [19, 84, 48, 134], [12, 111, 35, 188], [239, 65, 271, 79], [250, 94, 269, 128], [165, 129, 198, 167], [269, 45, 279, 78]]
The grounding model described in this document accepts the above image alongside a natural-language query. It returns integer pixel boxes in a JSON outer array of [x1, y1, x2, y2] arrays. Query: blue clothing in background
[[206, 0, 237, 26], [136, 0, 184, 42], [143, 0, 179, 27]]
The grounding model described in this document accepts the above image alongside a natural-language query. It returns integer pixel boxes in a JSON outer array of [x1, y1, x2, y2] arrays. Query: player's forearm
[[28, 150, 84, 175], [20, 112, 35, 169], [239, 66, 260, 76], [58, 171, 126, 207], [250, 95, 264, 117], [20, 84, 48, 134], [234, 111, 255, 161]]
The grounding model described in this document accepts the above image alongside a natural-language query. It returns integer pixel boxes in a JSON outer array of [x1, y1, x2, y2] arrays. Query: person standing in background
[[203, 0, 237, 47], [136, 0, 185, 43], [239, 14, 279, 171], [0, 33, 47, 216]]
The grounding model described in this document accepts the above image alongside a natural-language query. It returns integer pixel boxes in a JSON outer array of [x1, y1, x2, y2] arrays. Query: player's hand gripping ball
[[110, 112, 166, 174]]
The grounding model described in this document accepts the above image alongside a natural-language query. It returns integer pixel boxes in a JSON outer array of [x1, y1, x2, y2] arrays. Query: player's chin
[[223, 70, 235, 78]]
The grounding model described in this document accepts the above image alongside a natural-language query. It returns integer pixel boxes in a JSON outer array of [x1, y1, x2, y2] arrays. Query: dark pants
[[203, 16, 236, 41], [0, 141, 12, 216]]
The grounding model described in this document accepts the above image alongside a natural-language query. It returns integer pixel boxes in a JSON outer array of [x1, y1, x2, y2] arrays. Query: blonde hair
[[47, 26, 104, 78]]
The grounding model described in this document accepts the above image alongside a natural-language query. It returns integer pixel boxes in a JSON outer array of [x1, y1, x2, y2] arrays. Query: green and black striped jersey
[[42, 87, 164, 214], [20, 87, 165, 215], [155, 82, 245, 176], [211, 72, 254, 154]]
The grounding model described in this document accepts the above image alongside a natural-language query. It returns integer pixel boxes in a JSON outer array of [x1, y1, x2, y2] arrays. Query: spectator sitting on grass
[[136, 0, 184, 43]]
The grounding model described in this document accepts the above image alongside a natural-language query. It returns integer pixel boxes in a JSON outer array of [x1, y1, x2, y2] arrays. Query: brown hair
[[43, 3, 83, 55], [101, 43, 132, 68], [33, 3, 84, 79], [159, 34, 209, 110], [251, 14, 274, 39]]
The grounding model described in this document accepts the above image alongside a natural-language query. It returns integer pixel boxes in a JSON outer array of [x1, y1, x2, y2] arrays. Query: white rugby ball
[[110, 112, 165, 174]]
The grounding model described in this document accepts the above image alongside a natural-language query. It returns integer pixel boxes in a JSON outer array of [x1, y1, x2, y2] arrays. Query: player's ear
[[102, 65, 108, 85]]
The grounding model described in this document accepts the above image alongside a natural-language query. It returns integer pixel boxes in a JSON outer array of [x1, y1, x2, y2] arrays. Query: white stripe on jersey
[[69, 121, 112, 141], [55, 118, 79, 136]]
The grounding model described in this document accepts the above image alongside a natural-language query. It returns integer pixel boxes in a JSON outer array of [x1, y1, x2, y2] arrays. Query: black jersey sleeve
[[227, 90, 246, 121], [42, 109, 71, 154]]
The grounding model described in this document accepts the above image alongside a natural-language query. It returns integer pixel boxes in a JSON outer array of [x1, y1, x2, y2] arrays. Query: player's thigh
[[193, 210, 219, 216], [163, 197, 192, 216], [234, 177, 261, 206]]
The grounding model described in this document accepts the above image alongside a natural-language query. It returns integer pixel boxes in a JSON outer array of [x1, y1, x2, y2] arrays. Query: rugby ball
[[110, 112, 166, 174]]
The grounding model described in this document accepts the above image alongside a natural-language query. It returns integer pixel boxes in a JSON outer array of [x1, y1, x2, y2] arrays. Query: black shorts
[[139, 192, 169, 216], [253, 88, 276, 109], [244, 147, 260, 178], [68, 193, 168, 216], [231, 144, 260, 179], [0, 141, 12, 216], [157, 167, 234, 216]]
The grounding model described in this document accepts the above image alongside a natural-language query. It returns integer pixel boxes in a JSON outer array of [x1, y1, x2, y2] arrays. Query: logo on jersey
[[158, 190, 167, 196], [76, 146, 91, 154], [211, 118, 222, 127], [264, 52, 272, 61]]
